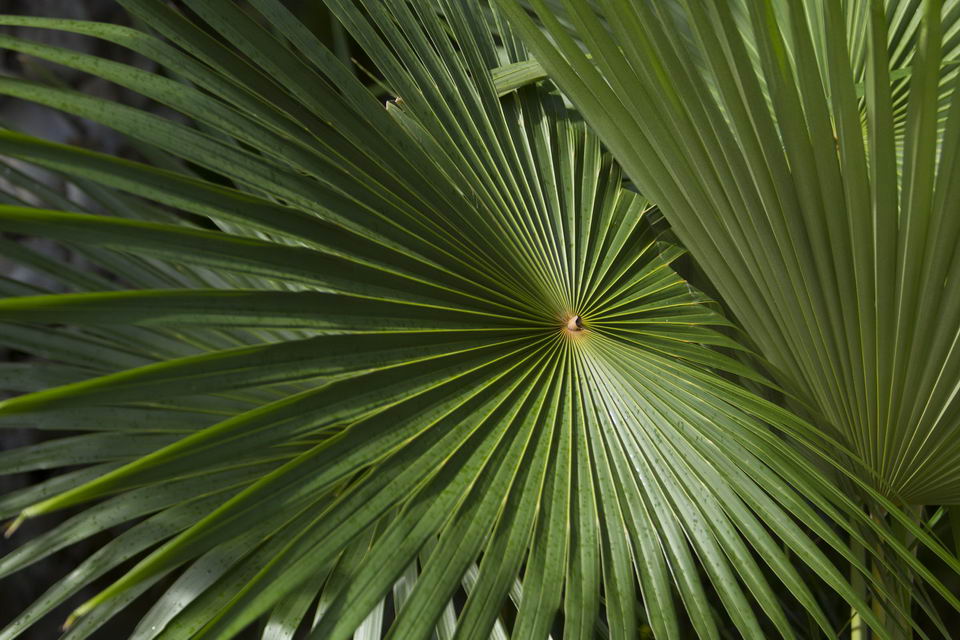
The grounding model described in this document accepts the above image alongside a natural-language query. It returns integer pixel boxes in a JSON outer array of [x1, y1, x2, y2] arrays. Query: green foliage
[[500, 0, 960, 503], [0, 1, 957, 639]]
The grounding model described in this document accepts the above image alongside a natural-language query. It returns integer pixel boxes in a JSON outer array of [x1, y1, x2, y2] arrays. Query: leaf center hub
[[565, 315, 584, 332]]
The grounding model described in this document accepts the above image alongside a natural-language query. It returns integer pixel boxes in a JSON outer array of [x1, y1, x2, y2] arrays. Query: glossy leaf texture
[[0, 2, 952, 639], [498, 0, 960, 506]]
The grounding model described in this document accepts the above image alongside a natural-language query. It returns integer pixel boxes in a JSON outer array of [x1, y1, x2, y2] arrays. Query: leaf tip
[[62, 613, 78, 632], [3, 514, 25, 538], [64, 601, 98, 631]]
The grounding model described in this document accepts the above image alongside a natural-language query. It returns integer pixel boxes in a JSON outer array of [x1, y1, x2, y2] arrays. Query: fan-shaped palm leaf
[[0, 1, 954, 639], [499, 0, 960, 505]]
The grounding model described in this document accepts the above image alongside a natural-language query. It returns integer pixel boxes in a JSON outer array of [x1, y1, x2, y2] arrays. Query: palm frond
[[0, 1, 950, 639], [499, 0, 960, 506]]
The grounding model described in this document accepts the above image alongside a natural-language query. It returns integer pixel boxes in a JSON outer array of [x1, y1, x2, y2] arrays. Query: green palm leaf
[[498, 0, 960, 504], [496, 0, 960, 634], [0, 1, 951, 638]]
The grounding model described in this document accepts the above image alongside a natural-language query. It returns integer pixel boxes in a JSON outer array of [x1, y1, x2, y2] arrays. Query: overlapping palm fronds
[[0, 1, 955, 639]]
